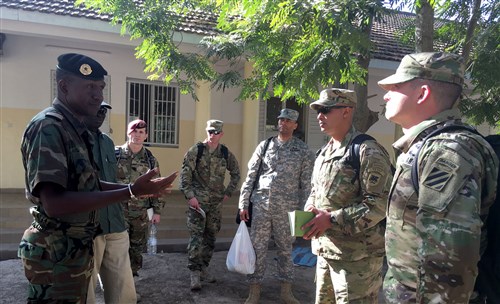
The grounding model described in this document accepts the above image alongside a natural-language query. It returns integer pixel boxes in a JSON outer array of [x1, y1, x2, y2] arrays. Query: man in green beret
[[19, 53, 173, 303], [302, 89, 393, 303], [378, 52, 499, 303]]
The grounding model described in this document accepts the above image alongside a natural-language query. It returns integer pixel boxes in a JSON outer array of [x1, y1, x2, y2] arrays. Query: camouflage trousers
[[186, 201, 222, 271], [248, 202, 294, 284], [315, 255, 383, 304], [123, 203, 148, 274], [18, 226, 94, 303]]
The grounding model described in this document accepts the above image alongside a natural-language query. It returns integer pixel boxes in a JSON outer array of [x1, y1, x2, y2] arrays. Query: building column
[[194, 80, 212, 140]]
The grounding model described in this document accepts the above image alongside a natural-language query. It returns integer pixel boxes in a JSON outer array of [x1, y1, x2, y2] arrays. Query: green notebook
[[288, 210, 315, 237]]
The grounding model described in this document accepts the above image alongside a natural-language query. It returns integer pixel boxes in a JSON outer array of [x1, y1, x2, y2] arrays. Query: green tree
[[77, 0, 387, 132], [389, 0, 500, 128]]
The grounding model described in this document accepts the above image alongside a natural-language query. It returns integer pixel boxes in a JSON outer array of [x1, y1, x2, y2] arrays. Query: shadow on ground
[[0, 249, 316, 304]]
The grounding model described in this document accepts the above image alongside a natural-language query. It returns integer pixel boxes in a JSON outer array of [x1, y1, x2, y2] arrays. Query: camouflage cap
[[277, 108, 299, 121], [57, 53, 108, 81], [309, 88, 357, 110], [100, 101, 112, 109], [378, 52, 464, 90], [206, 119, 223, 132], [127, 119, 147, 135]]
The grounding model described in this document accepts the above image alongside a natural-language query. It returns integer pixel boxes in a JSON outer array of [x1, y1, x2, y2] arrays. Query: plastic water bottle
[[147, 223, 157, 255]]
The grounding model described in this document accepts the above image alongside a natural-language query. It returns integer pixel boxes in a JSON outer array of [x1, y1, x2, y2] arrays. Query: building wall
[[0, 33, 245, 189]]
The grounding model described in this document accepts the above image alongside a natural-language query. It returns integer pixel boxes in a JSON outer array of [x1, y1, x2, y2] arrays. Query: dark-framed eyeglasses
[[97, 108, 108, 116], [316, 106, 353, 115], [208, 130, 221, 135]]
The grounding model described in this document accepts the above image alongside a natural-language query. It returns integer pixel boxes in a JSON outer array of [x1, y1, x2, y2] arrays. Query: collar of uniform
[[52, 98, 89, 137], [393, 108, 462, 153], [324, 126, 358, 160]]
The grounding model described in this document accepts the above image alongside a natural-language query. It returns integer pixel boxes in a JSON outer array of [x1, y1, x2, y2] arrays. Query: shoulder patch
[[422, 157, 456, 192]]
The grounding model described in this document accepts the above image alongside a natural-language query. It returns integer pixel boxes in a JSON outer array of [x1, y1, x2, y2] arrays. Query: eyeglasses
[[208, 130, 221, 135], [97, 108, 108, 116], [316, 106, 353, 115]]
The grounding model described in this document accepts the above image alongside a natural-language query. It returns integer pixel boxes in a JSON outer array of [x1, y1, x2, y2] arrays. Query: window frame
[[126, 78, 180, 148]]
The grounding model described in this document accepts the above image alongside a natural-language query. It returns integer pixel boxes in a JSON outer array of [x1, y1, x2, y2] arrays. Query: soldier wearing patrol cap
[[180, 119, 241, 291], [302, 89, 393, 304], [378, 52, 499, 303], [19, 53, 174, 303], [239, 108, 315, 304]]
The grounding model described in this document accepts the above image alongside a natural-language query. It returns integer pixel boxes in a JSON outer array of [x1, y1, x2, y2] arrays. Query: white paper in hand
[[226, 221, 256, 274]]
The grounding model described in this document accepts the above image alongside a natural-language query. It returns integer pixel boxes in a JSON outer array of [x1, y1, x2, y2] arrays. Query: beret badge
[[79, 64, 92, 76]]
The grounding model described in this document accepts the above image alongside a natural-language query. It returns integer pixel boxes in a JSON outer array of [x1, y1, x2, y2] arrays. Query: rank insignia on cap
[[80, 64, 92, 76]]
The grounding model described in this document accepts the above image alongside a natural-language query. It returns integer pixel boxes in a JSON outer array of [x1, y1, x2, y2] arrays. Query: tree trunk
[[415, 0, 434, 52], [353, 17, 379, 133], [462, 0, 481, 64]]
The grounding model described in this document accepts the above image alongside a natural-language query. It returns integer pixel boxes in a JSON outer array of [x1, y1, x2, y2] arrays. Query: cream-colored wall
[[0, 108, 39, 188], [0, 32, 246, 189]]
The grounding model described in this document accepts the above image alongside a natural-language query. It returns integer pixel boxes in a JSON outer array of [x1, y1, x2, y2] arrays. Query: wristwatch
[[329, 212, 337, 224]]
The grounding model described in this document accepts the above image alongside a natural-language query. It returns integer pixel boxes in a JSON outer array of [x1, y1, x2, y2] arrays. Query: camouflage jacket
[[306, 127, 393, 261], [115, 144, 164, 214], [239, 136, 315, 211], [21, 99, 100, 235], [180, 142, 240, 202], [90, 130, 126, 234], [385, 109, 499, 302]]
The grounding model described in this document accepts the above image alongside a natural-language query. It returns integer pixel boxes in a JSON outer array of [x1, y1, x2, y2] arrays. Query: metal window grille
[[127, 79, 179, 146]]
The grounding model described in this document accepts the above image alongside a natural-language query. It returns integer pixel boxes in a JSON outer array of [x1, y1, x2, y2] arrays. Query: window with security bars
[[127, 79, 179, 146]]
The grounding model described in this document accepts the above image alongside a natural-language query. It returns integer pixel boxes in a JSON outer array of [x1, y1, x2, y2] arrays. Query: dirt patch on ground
[[0, 249, 316, 303]]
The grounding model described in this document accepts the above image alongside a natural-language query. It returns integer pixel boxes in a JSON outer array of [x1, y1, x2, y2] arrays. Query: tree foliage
[[388, 0, 500, 127], [77, 0, 386, 131], [78, 0, 499, 129]]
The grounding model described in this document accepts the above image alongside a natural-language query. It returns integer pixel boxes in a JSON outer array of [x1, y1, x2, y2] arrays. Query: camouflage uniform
[[19, 99, 100, 303], [180, 142, 240, 271], [116, 144, 164, 274], [384, 109, 499, 303], [239, 136, 315, 283], [377, 52, 500, 303], [306, 126, 393, 304]]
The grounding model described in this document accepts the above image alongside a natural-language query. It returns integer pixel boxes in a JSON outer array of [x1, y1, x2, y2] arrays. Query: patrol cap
[[206, 120, 223, 132], [309, 88, 357, 110], [100, 101, 112, 109], [127, 119, 147, 135], [378, 52, 464, 90], [57, 53, 108, 81], [277, 108, 299, 121]]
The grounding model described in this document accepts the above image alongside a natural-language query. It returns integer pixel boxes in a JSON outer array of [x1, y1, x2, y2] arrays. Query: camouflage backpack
[[410, 125, 500, 303]]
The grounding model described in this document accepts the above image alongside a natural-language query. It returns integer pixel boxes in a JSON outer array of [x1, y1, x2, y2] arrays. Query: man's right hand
[[239, 209, 249, 222], [188, 197, 200, 210], [131, 168, 177, 197]]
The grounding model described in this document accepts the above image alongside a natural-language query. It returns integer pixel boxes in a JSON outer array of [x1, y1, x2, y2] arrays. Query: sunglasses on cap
[[208, 130, 221, 135], [316, 106, 353, 115]]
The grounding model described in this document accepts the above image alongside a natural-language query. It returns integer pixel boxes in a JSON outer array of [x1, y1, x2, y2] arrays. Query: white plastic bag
[[226, 221, 256, 274]]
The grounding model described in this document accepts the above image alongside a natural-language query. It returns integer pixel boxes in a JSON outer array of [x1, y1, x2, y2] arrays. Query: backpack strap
[[144, 148, 156, 170], [411, 124, 478, 193], [220, 144, 229, 160], [114, 146, 122, 160], [346, 134, 375, 184]]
